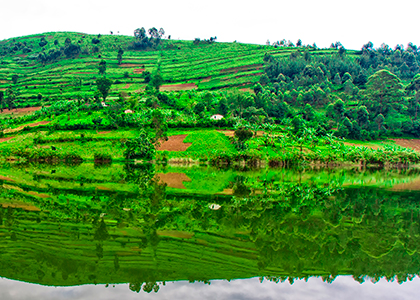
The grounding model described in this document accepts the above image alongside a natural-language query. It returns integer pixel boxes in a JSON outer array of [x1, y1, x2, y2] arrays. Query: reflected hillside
[[0, 163, 420, 292]]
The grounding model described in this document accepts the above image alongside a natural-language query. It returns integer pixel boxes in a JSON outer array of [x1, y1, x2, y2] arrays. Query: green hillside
[[0, 32, 301, 104]]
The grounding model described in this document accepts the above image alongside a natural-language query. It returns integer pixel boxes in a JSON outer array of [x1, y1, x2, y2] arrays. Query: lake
[[1, 162, 420, 299]]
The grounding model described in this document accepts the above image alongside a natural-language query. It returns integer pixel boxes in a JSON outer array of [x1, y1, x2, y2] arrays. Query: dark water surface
[[1, 163, 420, 299]]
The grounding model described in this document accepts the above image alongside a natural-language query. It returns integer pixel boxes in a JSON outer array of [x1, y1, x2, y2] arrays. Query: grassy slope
[[0, 32, 350, 107]]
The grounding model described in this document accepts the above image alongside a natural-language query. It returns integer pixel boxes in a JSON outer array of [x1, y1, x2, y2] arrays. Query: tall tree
[[96, 77, 113, 101], [98, 59, 107, 75], [117, 49, 124, 65], [363, 70, 404, 116]]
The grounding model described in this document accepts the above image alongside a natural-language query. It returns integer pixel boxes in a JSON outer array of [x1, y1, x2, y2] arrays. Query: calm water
[[1, 163, 420, 299]]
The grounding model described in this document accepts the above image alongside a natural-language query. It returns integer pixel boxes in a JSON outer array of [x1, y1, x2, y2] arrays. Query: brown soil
[[27, 191, 50, 198], [96, 186, 111, 191], [391, 139, 420, 152], [392, 177, 420, 191], [157, 172, 192, 189], [72, 72, 95, 74], [160, 83, 197, 91], [239, 88, 254, 93], [0, 106, 43, 115], [220, 64, 263, 74], [0, 137, 15, 143], [157, 230, 194, 239], [0, 80, 8, 83], [218, 130, 264, 137], [1, 203, 40, 211], [0, 175, 14, 181], [235, 72, 263, 79], [158, 134, 192, 151], [120, 64, 143, 67], [201, 76, 211, 83], [343, 142, 379, 150], [97, 131, 111, 135], [133, 68, 145, 74], [5, 121, 50, 134], [123, 84, 131, 89]]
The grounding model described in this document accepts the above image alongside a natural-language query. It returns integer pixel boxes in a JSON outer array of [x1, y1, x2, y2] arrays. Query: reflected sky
[[0, 276, 418, 300]]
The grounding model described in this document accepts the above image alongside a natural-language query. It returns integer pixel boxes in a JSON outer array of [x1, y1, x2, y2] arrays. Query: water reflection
[[0, 163, 420, 296], [1, 276, 419, 300]]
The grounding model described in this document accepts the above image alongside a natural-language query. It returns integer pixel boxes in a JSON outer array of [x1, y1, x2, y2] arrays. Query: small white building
[[101, 102, 108, 107], [210, 114, 224, 120], [124, 109, 134, 114]]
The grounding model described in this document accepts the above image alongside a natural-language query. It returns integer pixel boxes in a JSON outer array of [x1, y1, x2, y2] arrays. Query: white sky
[[0, 0, 419, 50]]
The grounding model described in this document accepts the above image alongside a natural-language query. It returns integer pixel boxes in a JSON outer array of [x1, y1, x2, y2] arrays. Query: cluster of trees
[[132, 27, 165, 50], [37, 37, 81, 64], [259, 42, 420, 140]]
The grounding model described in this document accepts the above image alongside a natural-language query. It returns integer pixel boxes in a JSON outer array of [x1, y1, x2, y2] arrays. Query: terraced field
[[0, 32, 350, 108]]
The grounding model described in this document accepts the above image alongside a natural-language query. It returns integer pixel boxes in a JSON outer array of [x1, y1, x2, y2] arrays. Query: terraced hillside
[[0, 32, 348, 107]]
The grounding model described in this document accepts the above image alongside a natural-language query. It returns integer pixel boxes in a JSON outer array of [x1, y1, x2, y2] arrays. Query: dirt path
[[156, 172, 192, 189], [0, 137, 15, 143], [158, 134, 192, 151], [5, 121, 50, 134], [0, 106, 43, 115], [391, 139, 420, 152], [160, 83, 197, 91]]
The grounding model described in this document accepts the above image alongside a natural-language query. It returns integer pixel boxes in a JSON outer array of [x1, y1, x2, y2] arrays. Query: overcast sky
[[0, 0, 419, 50]]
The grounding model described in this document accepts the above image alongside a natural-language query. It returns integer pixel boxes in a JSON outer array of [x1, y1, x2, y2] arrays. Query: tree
[[5, 88, 16, 110], [11, 75, 18, 84], [98, 59, 107, 75], [151, 109, 168, 146], [124, 130, 155, 160], [150, 73, 163, 91], [375, 114, 385, 131], [194, 102, 205, 114], [96, 77, 113, 101], [117, 48, 124, 65], [0, 91, 4, 112], [363, 70, 404, 116]]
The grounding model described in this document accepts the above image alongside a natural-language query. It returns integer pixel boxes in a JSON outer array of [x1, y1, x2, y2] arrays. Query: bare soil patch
[[220, 64, 263, 74], [158, 134, 192, 151], [5, 121, 50, 134], [239, 88, 254, 93], [235, 72, 263, 79], [391, 139, 420, 152], [133, 68, 145, 74], [161, 83, 197, 91], [0, 175, 14, 182], [392, 177, 420, 191], [0, 137, 15, 143], [343, 142, 379, 150], [218, 130, 264, 137], [0, 80, 8, 83], [120, 63, 143, 67], [157, 230, 194, 239], [157, 172, 192, 189], [72, 72, 95, 74], [17, 54, 28, 58], [123, 83, 131, 89], [1, 202, 40, 211], [97, 131, 111, 135], [0, 106, 43, 115], [201, 76, 211, 83]]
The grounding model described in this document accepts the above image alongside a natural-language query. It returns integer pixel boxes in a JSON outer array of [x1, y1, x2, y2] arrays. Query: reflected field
[[1, 163, 420, 298]]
